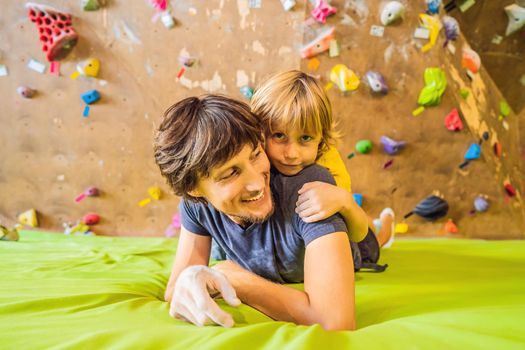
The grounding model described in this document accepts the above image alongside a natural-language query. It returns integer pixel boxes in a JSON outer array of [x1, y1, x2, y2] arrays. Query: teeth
[[244, 191, 264, 202]]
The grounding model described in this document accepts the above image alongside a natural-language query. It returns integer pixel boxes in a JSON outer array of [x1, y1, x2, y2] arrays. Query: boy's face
[[189, 144, 274, 226], [265, 125, 322, 176]]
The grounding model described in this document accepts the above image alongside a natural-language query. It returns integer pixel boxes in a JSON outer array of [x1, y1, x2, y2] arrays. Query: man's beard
[[229, 193, 275, 227]]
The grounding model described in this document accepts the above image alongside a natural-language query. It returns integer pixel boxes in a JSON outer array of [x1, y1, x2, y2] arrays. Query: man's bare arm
[[164, 226, 211, 302], [213, 231, 355, 331]]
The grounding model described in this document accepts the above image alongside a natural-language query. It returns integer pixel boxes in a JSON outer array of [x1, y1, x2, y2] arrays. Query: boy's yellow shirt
[[317, 145, 368, 242], [316, 145, 352, 192]]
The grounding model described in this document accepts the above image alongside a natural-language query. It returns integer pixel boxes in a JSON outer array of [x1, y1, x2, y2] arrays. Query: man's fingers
[[212, 270, 241, 307], [191, 279, 235, 328], [205, 306, 235, 328], [171, 301, 201, 326], [195, 294, 235, 328], [192, 307, 213, 327]]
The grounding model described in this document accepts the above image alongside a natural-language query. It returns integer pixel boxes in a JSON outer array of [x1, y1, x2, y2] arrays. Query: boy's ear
[[187, 189, 203, 198]]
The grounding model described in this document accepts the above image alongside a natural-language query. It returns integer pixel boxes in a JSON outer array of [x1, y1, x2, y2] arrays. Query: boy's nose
[[284, 143, 299, 160]]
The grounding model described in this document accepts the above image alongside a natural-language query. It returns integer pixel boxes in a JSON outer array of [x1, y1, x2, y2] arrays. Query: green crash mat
[[1, 231, 524, 349]]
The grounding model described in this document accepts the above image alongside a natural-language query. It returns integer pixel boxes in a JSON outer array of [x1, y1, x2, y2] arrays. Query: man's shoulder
[[271, 165, 336, 210], [180, 198, 218, 217], [272, 164, 336, 190]]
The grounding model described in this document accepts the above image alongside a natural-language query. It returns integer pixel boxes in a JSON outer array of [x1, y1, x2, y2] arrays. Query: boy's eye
[[272, 132, 286, 140], [300, 135, 314, 142]]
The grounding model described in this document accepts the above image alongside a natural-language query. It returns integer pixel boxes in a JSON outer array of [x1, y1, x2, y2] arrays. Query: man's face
[[190, 144, 273, 226]]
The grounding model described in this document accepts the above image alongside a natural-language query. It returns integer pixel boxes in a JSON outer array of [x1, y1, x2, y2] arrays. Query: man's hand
[[169, 265, 241, 327], [212, 260, 249, 287], [296, 181, 347, 223]]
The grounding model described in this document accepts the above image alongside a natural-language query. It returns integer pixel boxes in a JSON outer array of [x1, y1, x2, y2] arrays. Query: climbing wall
[[0, 0, 523, 238], [0, 0, 304, 236], [300, 0, 524, 238], [451, 1, 525, 113]]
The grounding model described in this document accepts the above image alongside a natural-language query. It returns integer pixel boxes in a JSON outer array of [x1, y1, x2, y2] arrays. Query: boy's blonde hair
[[250, 70, 338, 156]]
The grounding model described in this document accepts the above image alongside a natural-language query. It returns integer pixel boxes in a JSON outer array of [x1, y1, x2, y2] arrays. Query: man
[[154, 95, 355, 331]]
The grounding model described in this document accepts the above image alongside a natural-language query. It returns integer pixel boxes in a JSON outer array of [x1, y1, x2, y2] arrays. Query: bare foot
[[377, 208, 395, 248]]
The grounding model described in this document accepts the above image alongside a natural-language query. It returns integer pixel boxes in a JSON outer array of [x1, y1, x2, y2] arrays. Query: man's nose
[[244, 164, 266, 192]]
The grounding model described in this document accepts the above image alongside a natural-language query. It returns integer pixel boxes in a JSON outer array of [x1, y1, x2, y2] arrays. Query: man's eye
[[300, 135, 314, 142], [251, 149, 262, 160], [220, 169, 238, 181], [272, 133, 286, 140]]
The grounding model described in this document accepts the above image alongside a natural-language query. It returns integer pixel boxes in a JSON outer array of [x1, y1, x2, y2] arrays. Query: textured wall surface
[[451, 0, 525, 114], [0, 0, 523, 238], [303, 1, 524, 238]]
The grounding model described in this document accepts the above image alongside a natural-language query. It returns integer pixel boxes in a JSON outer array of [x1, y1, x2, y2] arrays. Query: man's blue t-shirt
[[179, 164, 347, 283]]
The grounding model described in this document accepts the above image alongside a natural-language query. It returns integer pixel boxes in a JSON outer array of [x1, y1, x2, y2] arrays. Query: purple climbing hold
[[380, 136, 406, 155]]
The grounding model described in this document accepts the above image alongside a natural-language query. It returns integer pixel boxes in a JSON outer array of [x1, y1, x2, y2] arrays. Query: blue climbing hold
[[464, 143, 481, 160]]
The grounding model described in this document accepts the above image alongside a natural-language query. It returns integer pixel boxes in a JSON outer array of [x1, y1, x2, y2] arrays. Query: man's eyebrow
[[212, 158, 240, 179], [211, 145, 259, 178]]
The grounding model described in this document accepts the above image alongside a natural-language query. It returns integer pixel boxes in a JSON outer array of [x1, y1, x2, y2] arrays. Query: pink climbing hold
[[149, 0, 167, 11], [311, 0, 337, 24], [164, 213, 181, 238], [171, 213, 181, 228], [82, 213, 100, 225], [444, 108, 463, 131]]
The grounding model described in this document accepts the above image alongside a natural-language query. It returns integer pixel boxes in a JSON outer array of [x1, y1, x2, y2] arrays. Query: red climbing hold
[[504, 182, 517, 197], [26, 3, 78, 61], [444, 219, 459, 234], [493, 142, 502, 158], [444, 108, 463, 131]]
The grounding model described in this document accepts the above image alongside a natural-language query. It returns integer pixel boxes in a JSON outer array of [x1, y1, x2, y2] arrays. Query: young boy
[[250, 70, 395, 248]]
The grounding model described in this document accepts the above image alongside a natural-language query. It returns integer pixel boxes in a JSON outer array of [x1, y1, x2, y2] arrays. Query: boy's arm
[[296, 182, 369, 242], [338, 189, 369, 242], [213, 231, 355, 331]]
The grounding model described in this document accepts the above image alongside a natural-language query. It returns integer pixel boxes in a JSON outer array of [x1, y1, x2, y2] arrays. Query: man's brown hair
[[154, 94, 263, 202]]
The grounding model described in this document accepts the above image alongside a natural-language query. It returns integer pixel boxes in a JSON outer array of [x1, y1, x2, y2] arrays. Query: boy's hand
[[169, 265, 241, 327], [296, 181, 347, 223]]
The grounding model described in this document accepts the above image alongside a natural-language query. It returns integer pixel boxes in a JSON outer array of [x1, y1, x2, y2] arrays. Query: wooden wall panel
[[298, 0, 524, 238], [0, 0, 304, 236], [0, 0, 523, 238]]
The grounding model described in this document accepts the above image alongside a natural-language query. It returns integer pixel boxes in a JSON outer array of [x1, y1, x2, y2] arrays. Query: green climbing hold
[[356, 140, 373, 154], [82, 0, 100, 11], [460, 88, 469, 99], [417, 68, 447, 107], [500, 101, 511, 118]]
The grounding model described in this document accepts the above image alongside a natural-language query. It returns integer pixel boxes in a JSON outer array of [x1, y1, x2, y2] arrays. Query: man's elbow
[[308, 311, 355, 331], [320, 318, 356, 331]]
